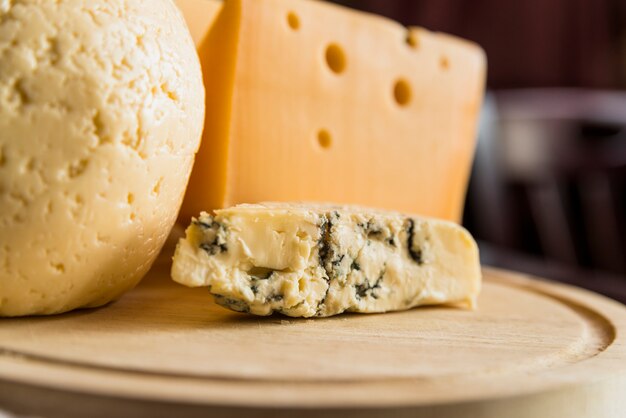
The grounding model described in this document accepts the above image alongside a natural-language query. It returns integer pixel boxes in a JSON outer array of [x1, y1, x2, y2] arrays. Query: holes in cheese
[[317, 129, 332, 149], [406, 31, 419, 49], [325, 43, 347, 74], [179, 0, 486, 223], [393, 79, 412, 107], [51, 263, 65, 274], [440, 55, 450, 70], [287, 11, 300, 30], [151, 178, 163, 197], [66, 158, 89, 179]]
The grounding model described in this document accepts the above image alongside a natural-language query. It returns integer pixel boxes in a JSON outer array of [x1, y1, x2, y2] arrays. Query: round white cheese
[[0, 0, 205, 315]]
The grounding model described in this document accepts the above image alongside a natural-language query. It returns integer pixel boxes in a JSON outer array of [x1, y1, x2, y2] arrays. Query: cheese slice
[[171, 203, 481, 317], [174, 0, 222, 46], [179, 0, 486, 223]]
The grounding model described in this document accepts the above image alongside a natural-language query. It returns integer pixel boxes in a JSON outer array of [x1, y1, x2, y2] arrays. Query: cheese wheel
[[0, 0, 204, 316]]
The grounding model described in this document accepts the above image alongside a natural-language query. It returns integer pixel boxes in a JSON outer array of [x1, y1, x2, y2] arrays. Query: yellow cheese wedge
[[174, 0, 222, 46], [180, 0, 486, 223]]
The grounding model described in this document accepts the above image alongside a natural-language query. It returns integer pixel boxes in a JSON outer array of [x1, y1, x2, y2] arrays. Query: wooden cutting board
[[1, 245, 625, 418]]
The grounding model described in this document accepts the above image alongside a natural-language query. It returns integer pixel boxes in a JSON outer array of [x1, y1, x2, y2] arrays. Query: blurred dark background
[[333, 0, 626, 302]]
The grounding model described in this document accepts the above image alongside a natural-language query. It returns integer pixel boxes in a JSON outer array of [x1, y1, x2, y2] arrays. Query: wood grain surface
[[0, 239, 625, 418]]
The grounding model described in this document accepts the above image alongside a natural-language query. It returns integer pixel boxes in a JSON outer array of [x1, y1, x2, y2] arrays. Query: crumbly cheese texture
[[179, 0, 486, 223], [172, 203, 481, 317], [0, 0, 204, 316]]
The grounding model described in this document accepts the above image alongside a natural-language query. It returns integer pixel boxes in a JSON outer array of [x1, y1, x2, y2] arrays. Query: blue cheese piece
[[171, 203, 481, 317]]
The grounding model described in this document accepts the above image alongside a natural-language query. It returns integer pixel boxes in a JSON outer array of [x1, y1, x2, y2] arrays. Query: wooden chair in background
[[465, 89, 626, 302]]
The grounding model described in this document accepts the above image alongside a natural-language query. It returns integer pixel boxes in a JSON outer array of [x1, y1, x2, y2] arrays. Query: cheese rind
[[180, 0, 486, 222], [172, 203, 481, 317]]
